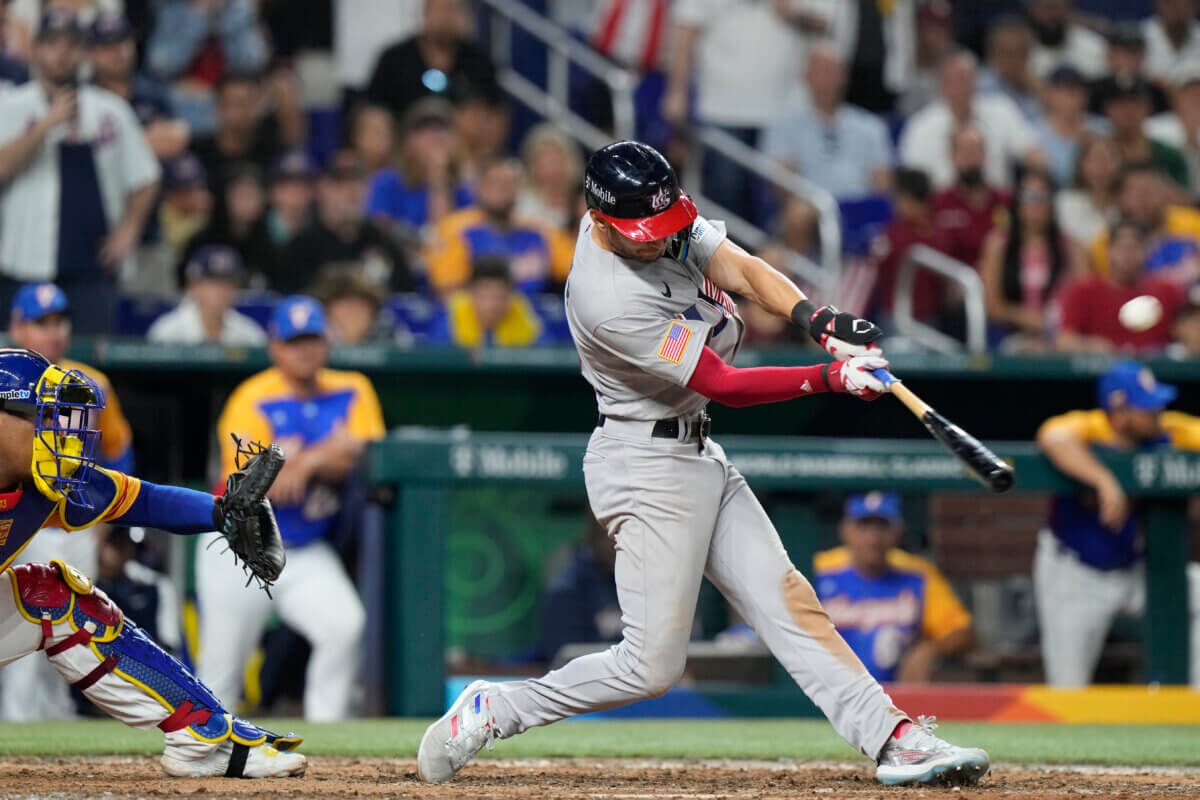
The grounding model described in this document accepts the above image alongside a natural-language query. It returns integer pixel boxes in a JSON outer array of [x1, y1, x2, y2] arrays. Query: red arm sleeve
[[686, 346, 831, 407]]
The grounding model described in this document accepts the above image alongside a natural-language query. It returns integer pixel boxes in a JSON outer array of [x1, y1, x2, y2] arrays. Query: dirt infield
[[1, 756, 1198, 799]]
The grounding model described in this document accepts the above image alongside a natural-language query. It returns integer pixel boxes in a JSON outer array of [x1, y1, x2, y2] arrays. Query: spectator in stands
[[365, 0, 499, 120], [190, 74, 288, 214], [350, 102, 395, 174], [539, 515, 621, 663], [266, 150, 314, 250], [868, 167, 953, 324], [1169, 285, 1200, 359], [95, 527, 181, 652], [285, 149, 412, 293], [179, 161, 277, 287], [814, 491, 974, 684], [145, 0, 270, 136], [428, 255, 544, 348], [896, 0, 954, 117], [978, 168, 1071, 347], [1143, 0, 1200, 84], [148, 245, 265, 345], [930, 125, 1011, 268], [1059, 218, 1184, 353], [202, 295, 383, 721], [1033, 66, 1097, 189], [454, 89, 510, 186], [1089, 162, 1200, 283], [978, 16, 1043, 122], [89, 13, 189, 161], [665, 0, 811, 221], [158, 152, 213, 260], [0, 10, 160, 332], [0, 2, 30, 91], [899, 51, 1042, 190], [515, 123, 583, 231], [1035, 361, 1200, 686], [762, 43, 894, 201], [1027, 0, 1108, 80], [1099, 75, 1190, 192], [1091, 23, 1169, 117], [425, 157, 572, 296], [312, 270, 389, 345], [1055, 135, 1120, 251], [365, 97, 472, 232], [1145, 63, 1200, 197]]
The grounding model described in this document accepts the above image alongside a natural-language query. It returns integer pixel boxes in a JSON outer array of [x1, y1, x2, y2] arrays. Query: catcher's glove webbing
[[212, 435, 287, 594]]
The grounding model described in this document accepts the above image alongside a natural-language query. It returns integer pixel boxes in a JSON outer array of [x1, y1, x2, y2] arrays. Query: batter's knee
[[618, 642, 686, 699]]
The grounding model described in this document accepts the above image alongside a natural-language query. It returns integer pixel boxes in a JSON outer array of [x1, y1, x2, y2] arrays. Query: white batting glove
[[826, 355, 890, 401]]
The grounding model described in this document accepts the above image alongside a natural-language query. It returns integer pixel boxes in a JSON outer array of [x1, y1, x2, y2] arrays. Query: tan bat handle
[[888, 379, 933, 418]]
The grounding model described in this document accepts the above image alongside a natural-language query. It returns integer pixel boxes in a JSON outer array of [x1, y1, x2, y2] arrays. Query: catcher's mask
[[17, 365, 106, 509]]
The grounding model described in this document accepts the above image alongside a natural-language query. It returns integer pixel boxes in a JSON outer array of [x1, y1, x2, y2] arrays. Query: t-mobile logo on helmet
[[649, 185, 671, 212], [586, 175, 616, 206]]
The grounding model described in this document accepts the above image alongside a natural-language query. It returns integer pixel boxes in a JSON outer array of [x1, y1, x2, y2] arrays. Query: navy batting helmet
[[0, 347, 105, 509], [584, 140, 697, 242]]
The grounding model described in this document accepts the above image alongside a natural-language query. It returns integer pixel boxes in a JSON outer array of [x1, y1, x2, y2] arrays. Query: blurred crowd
[[1, 0, 1200, 356]]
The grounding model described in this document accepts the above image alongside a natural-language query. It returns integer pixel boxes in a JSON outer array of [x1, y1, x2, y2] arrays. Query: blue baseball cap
[[89, 13, 133, 45], [1098, 360, 1177, 411], [845, 491, 902, 522], [183, 245, 245, 285], [162, 152, 207, 191], [270, 295, 326, 341], [11, 282, 68, 322]]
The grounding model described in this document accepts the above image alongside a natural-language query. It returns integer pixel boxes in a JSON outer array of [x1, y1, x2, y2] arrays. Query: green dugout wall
[[368, 431, 1200, 716]]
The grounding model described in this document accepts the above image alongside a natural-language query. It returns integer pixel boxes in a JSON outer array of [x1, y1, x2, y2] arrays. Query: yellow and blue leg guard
[[11, 560, 301, 753]]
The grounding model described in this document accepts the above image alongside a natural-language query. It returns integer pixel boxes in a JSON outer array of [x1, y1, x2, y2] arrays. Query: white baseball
[[1118, 295, 1164, 332]]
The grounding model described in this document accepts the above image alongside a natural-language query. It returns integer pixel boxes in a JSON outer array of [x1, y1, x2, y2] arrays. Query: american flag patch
[[658, 321, 691, 363]]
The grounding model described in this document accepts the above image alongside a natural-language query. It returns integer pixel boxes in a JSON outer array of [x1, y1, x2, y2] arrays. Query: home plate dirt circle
[[0, 756, 1196, 799]]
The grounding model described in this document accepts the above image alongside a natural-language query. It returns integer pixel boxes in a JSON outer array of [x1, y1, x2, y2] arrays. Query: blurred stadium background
[[1, 0, 1200, 760]]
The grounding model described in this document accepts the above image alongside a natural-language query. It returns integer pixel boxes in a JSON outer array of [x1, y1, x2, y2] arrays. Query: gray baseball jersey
[[564, 213, 744, 420]]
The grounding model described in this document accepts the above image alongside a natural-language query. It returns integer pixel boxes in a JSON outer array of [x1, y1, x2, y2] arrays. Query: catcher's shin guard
[[8, 560, 302, 754]]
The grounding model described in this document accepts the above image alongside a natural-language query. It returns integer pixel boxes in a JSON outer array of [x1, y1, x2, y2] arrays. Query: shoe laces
[[446, 689, 497, 769], [899, 715, 954, 755]]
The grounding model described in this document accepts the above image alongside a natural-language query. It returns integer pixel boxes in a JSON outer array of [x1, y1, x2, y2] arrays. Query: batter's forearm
[[687, 346, 831, 406]]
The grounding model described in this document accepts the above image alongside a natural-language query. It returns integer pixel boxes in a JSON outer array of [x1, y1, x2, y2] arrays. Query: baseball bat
[[872, 369, 1015, 493]]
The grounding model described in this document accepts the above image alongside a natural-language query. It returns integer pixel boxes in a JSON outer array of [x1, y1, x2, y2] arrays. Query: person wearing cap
[[199, 295, 384, 721], [977, 16, 1044, 123], [1143, 0, 1200, 85], [364, 0, 499, 120], [364, 97, 474, 231], [266, 150, 314, 249], [88, 13, 189, 161], [1032, 65, 1102, 188], [1026, 0, 1108, 81], [1086, 162, 1200, 281], [1035, 360, 1200, 686], [158, 151, 213, 258], [424, 156, 573, 295], [0, 279, 134, 721], [428, 254, 544, 348], [1099, 74, 1190, 192], [284, 149, 412, 294], [1061, 216, 1185, 353], [146, 245, 266, 345], [0, 9, 160, 333], [899, 50, 1043, 190], [813, 492, 974, 684]]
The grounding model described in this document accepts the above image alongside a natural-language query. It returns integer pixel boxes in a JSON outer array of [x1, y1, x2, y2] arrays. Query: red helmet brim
[[595, 192, 698, 243]]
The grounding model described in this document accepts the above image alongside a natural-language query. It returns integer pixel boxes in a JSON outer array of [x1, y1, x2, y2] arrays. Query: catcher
[[0, 348, 305, 779]]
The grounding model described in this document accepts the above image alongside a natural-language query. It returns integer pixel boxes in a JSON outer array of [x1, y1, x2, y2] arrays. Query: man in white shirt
[[1027, 0, 1107, 80], [899, 50, 1044, 189], [146, 244, 267, 346], [0, 9, 159, 334], [1143, 0, 1200, 83], [762, 44, 893, 200]]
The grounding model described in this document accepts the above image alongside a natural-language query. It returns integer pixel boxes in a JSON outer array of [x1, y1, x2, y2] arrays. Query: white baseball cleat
[[417, 679, 499, 782], [875, 716, 989, 786], [162, 741, 307, 779]]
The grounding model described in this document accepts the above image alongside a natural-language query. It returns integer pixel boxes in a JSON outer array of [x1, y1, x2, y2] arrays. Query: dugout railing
[[367, 430, 1200, 716]]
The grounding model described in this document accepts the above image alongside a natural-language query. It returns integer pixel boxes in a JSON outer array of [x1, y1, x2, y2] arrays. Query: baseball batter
[[418, 141, 989, 787]]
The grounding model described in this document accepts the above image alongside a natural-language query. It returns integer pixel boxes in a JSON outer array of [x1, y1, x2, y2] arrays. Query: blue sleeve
[[116, 480, 216, 535], [218, 0, 269, 74], [365, 171, 397, 217]]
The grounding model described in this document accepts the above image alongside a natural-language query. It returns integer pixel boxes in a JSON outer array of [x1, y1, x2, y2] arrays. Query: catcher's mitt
[[213, 434, 287, 593]]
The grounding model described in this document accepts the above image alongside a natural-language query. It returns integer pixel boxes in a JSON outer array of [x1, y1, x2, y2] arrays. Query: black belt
[[598, 413, 712, 442]]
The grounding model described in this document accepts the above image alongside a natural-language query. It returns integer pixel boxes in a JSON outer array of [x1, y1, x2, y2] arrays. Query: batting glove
[[825, 355, 890, 401], [793, 300, 884, 359]]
